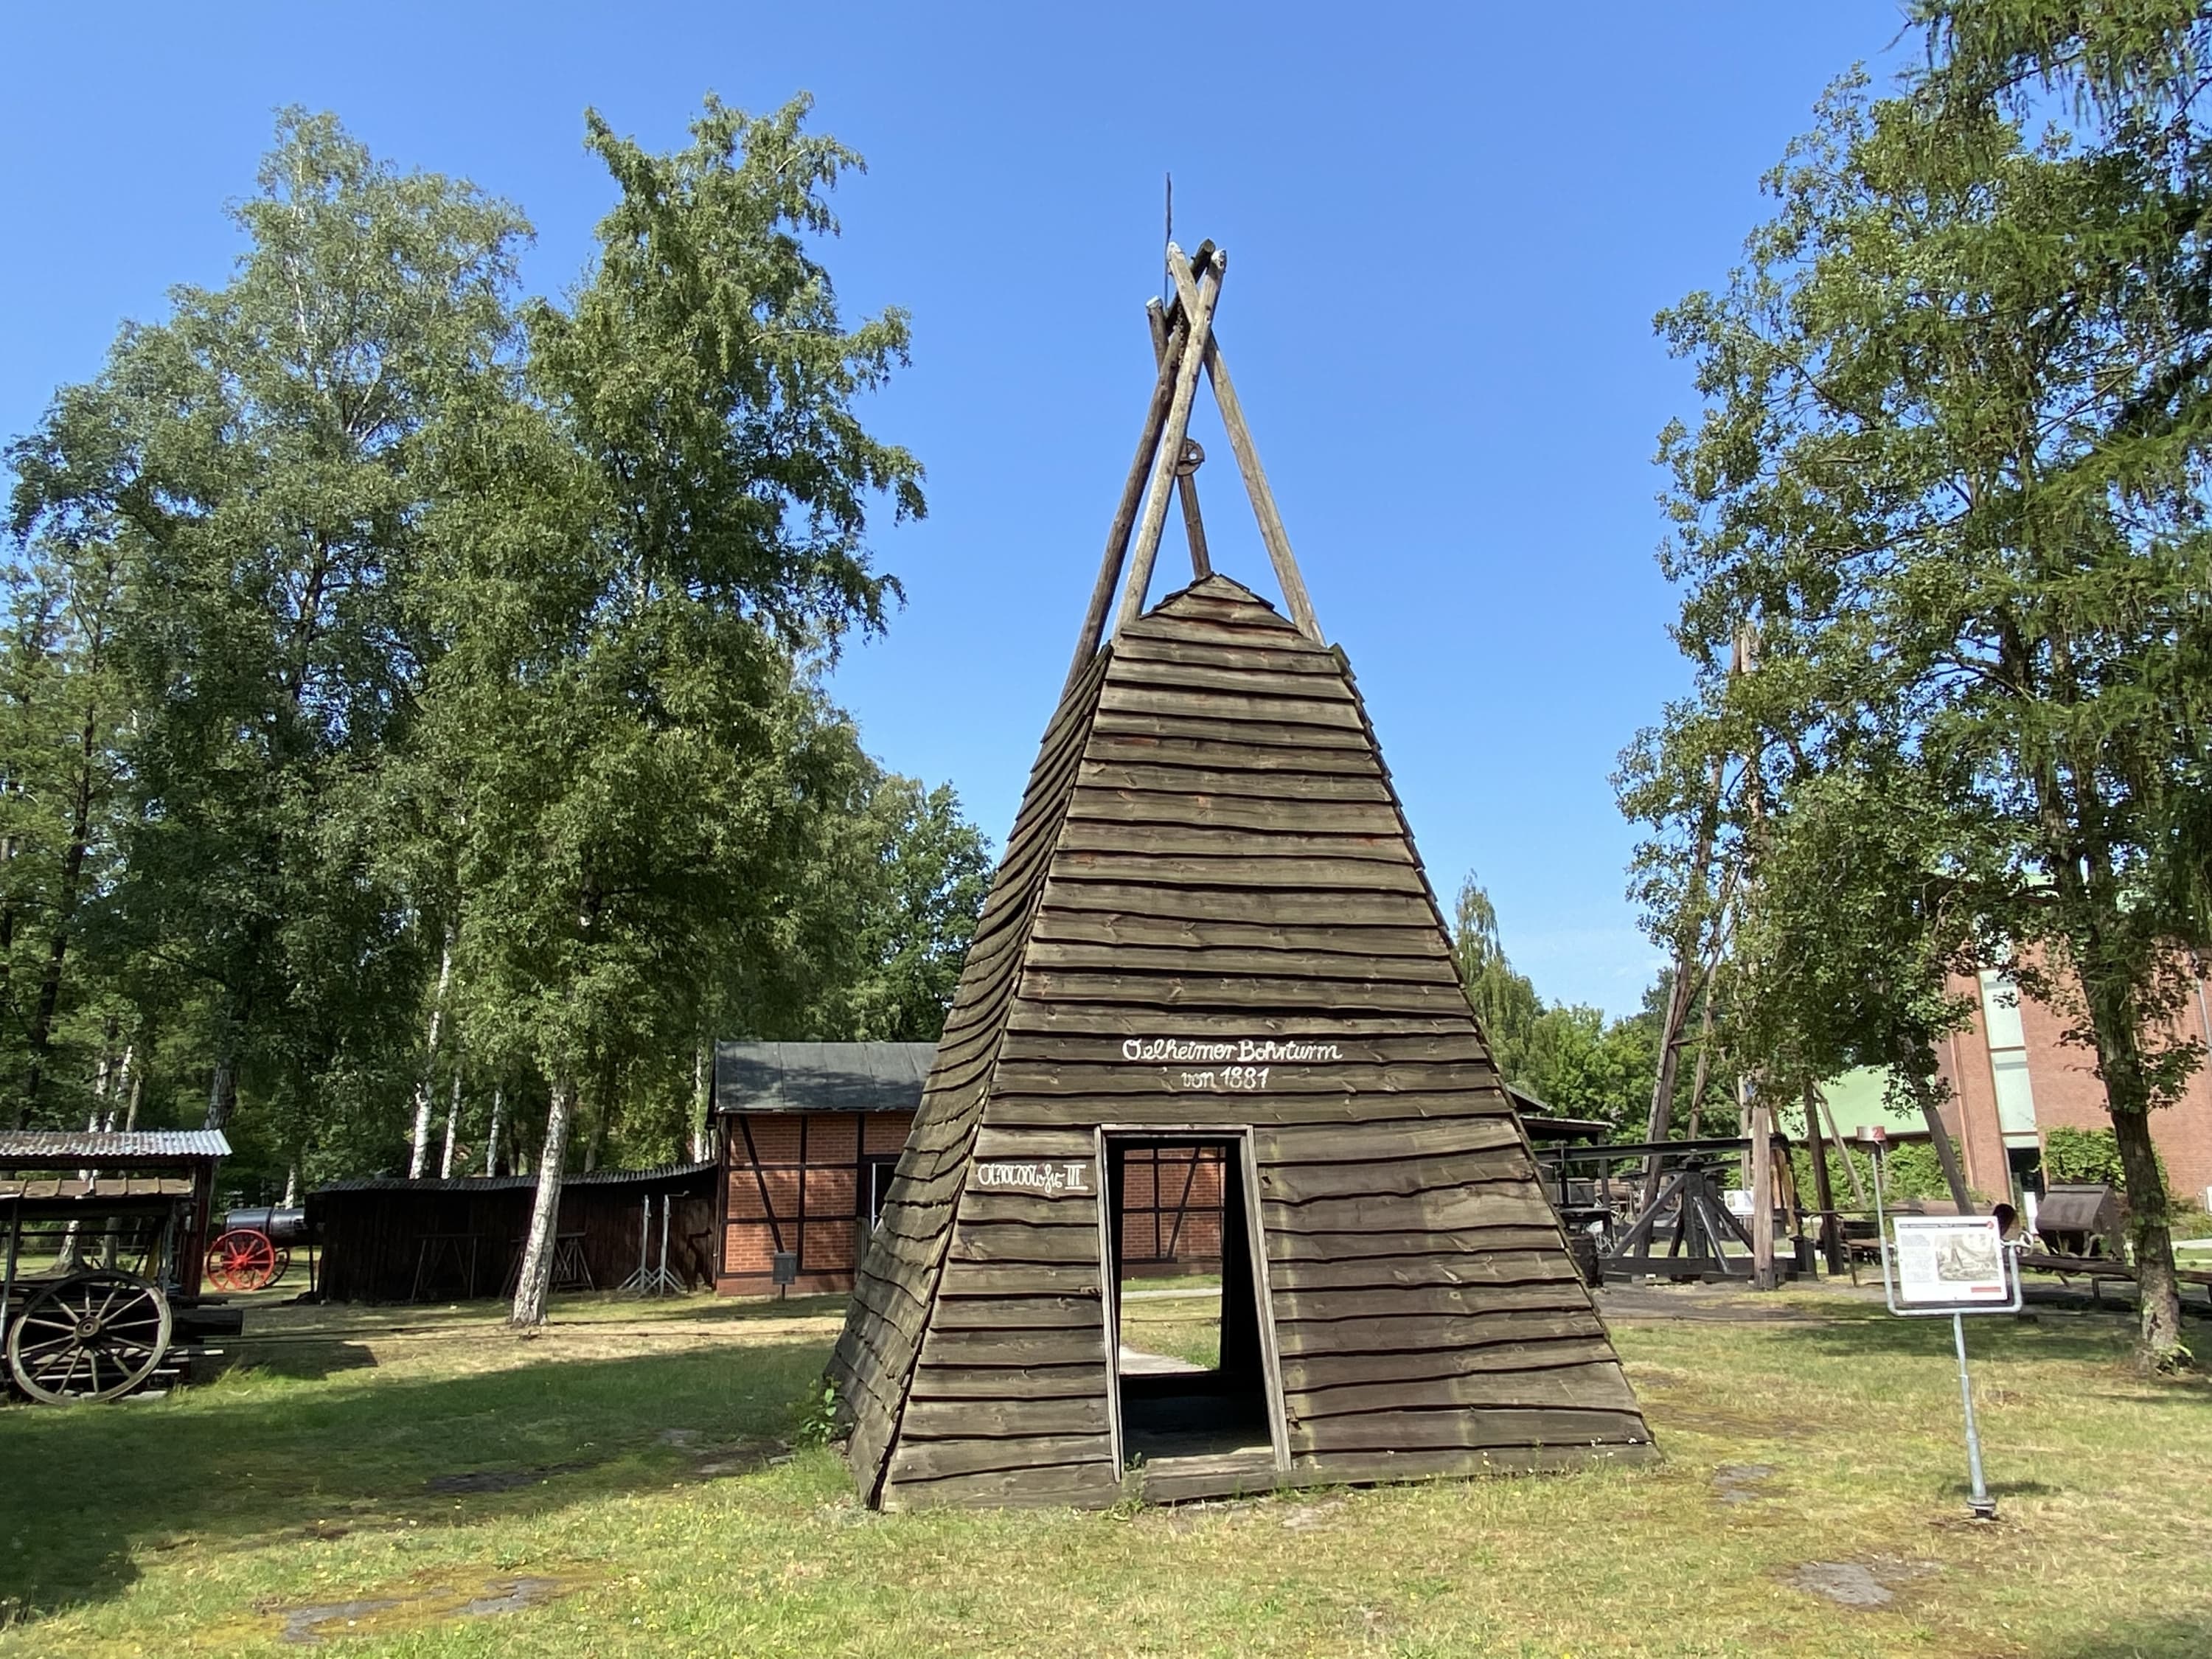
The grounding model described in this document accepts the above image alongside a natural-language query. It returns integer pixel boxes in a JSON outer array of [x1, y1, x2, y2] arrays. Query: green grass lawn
[[2, 1284, 2208, 1657]]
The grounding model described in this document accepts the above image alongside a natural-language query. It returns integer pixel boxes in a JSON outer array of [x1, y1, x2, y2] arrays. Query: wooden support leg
[[1147, 299, 1211, 580], [1164, 254, 1322, 642], [1117, 246, 1222, 630], [1065, 317, 1188, 696]]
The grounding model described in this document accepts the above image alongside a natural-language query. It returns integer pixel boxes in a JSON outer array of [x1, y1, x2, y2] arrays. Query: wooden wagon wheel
[[206, 1228, 280, 1292], [7, 1269, 172, 1403]]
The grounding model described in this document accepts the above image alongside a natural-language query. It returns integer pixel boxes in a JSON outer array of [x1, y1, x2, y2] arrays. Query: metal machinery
[[0, 1130, 234, 1404], [206, 1204, 310, 1293]]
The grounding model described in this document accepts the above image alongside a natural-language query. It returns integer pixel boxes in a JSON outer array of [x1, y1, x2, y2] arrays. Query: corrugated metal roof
[[712, 1041, 935, 1115], [0, 1129, 231, 1163], [310, 1158, 715, 1196]]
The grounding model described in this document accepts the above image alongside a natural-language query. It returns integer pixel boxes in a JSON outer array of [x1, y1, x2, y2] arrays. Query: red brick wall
[[714, 1114, 1232, 1295], [1938, 964, 2212, 1210]]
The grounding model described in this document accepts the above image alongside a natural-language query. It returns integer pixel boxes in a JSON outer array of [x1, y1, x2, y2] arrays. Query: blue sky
[[1, 1, 1910, 1016]]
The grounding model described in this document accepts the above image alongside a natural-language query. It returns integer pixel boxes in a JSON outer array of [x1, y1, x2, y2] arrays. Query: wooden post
[[1164, 254, 1322, 642], [1117, 247, 1222, 630], [1745, 1078, 1777, 1290], [1804, 1082, 1840, 1273], [1064, 316, 1188, 696], [1818, 1089, 1870, 1208], [1147, 298, 1212, 580]]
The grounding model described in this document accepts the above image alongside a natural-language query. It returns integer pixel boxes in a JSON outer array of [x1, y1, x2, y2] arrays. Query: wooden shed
[[310, 1162, 717, 1303], [714, 1041, 1226, 1295], [828, 241, 1651, 1508]]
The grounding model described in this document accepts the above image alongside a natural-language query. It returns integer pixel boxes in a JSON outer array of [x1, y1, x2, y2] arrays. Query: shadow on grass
[[0, 1332, 832, 1624], [2033, 1614, 2212, 1658]]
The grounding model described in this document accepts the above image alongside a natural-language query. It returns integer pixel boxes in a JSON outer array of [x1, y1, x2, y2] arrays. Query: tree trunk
[[120, 1043, 142, 1131], [204, 1048, 239, 1133], [2076, 970, 2188, 1366], [439, 1071, 461, 1179], [407, 937, 455, 1179], [510, 1073, 576, 1327], [484, 1084, 504, 1177]]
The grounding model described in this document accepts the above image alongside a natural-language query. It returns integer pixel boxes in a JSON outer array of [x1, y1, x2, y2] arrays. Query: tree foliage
[[1, 101, 987, 1237], [1633, 3, 2212, 1363]]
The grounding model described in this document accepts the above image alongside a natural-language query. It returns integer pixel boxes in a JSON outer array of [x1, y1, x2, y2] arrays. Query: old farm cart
[[0, 1130, 233, 1403], [830, 241, 1652, 1509]]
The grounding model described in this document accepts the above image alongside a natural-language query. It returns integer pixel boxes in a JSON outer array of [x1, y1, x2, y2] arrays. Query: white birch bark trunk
[[510, 1074, 575, 1326], [484, 1084, 504, 1176], [439, 1071, 461, 1178], [407, 938, 455, 1179]]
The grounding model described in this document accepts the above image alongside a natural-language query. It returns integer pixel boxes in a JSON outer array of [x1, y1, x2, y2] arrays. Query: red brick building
[[1933, 965, 2212, 1213], [712, 1043, 1225, 1296]]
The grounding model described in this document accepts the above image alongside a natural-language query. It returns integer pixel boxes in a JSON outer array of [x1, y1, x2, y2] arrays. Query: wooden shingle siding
[[830, 577, 1652, 1509]]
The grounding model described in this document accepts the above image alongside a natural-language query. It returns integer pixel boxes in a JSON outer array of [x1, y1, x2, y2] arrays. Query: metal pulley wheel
[[7, 1268, 172, 1403], [1174, 437, 1205, 476]]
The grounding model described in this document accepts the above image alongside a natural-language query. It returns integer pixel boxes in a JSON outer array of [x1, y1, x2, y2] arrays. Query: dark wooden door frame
[[1093, 1124, 1290, 1475]]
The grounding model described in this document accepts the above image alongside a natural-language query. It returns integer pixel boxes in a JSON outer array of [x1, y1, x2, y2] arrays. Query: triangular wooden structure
[[830, 243, 1652, 1508]]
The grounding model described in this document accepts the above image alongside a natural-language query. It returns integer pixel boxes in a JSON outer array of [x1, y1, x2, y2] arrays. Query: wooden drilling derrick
[[828, 242, 1652, 1509]]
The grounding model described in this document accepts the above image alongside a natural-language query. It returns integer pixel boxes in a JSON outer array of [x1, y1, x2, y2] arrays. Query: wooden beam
[[1147, 298, 1212, 580], [1165, 255, 1322, 643], [1064, 315, 1189, 698], [1116, 246, 1222, 632]]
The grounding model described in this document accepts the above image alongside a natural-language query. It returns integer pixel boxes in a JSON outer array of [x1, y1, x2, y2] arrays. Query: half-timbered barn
[[713, 1042, 1224, 1296], [827, 240, 1650, 1508]]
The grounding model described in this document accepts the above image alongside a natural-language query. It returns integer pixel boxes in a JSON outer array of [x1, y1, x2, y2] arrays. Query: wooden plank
[[1276, 1279, 1582, 1324], [889, 1432, 1116, 1485], [1062, 790, 1402, 838], [897, 1395, 1112, 1440], [1052, 820, 1416, 866], [1117, 611, 1308, 651], [1043, 850, 1430, 894], [917, 1326, 1110, 1368], [927, 1295, 1104, 1332], [1262, 1189, 1560, 1234], [956, 1191, 1101, 1228], [1274, 1305, 1601, 1358], [1135, 1450, 1283, 1504], [1284, 1360, 1641, 1419], [1270, 1249, 1574, 1293], [947, 1223, 1106, 1265], [1014, 970, 1473, 1016], [1256, 1154, 1539, 1204], [1293, 1408, 1649, 1456], [1108, 636, 1343, 680], [1256, 1118, 1525, 1164], [1080, 731, 1382, 777], [982, 1100, 1509, 1136], [971, 1126, 1099, 1161], [1004, 1006, 1477, 1040], [1279, 1336, 1627, 1394], [934, 1259, 1103, 1298], [1034, 881, 1437, 928], [1090, 709, 1374, 751], [1072, 760, 1391, 802], [1029, 911, 1450, 961], [882, 1460, 1119, 1511], [1096, 681, 1367, 732], [905, 1363, 1107, 1400]]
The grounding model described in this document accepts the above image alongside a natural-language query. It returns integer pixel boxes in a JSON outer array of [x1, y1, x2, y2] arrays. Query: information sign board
[[1889, 1215, 2011, 1310]]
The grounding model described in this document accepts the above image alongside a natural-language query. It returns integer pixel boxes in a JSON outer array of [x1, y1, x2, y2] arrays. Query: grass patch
[[1, 1286, 2207, 1655]]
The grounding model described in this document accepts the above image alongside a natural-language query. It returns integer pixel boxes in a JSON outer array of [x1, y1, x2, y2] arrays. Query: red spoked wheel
[[205, 1228, 282, 1292]]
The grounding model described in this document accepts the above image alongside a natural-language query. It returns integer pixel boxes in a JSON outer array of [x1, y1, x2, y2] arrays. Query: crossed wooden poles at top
[[1065, 240, 1324, 694]]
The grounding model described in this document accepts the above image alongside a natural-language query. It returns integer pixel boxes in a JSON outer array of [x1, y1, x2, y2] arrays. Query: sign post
[[1874, 1156, 2015, 1521]]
